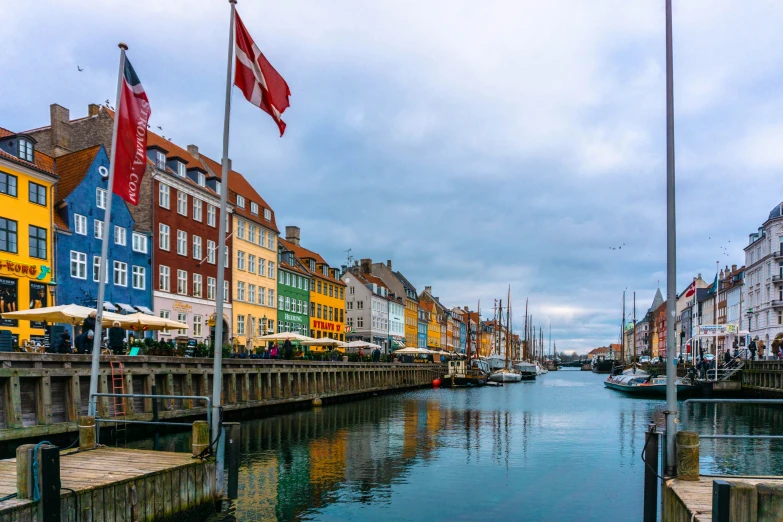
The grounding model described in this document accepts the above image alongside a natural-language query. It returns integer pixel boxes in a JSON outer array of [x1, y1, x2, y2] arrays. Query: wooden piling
[[15, 444, 35, 499], [79, 415, 96, 451], [675, 431, 699, 481], [757, 483, 783, 522], [192, 420, 210, 456]]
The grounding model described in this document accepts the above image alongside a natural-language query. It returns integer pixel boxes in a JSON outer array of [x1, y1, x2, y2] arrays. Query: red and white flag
[[684, 280, 696, 298], [114, 58, 151, 205], [233, 11, 291, 136]]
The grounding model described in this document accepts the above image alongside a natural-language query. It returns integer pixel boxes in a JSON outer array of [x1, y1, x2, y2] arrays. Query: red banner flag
[[114, 58, 151, 205], [233, 11, 291, 136]]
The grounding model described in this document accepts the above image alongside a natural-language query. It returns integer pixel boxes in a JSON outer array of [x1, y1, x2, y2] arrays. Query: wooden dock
[[0, 353, 442, 443], [663, 475, 783, 521], [0, 447, 215, 521]]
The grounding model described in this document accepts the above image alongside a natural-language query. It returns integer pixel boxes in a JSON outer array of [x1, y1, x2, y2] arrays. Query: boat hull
[[489, 371, 523, 383], [441, 374, 489, 387], [603, 380, 697, 397], [591, 361, 615, 374]]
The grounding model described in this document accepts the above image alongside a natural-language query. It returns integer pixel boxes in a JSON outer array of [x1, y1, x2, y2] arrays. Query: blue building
[[54, 146, 152, 322], [459, 314, 467, 353]]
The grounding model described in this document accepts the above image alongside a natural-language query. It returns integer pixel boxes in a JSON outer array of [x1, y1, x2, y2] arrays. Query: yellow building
[[280, 227, 345, 341], [420, 301, 440, 349], [0, 129, 57, 346]]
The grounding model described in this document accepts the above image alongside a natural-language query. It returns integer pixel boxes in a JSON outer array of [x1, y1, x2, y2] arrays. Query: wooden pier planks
[[664, 475, 783, 522], [0, 447, 214, 521]]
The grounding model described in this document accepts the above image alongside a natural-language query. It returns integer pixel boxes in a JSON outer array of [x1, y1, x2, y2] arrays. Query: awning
[[103, 302, 117, 312], [392, 339, 406, 347], [115, 303, 135, 313], [135, 305, 154, 315]]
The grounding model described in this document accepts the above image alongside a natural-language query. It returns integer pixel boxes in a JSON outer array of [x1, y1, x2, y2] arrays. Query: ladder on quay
[[109, 360, 127, 447]]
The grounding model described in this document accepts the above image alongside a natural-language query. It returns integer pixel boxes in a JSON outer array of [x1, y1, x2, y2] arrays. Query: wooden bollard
[[16, 444, 36, 499], [78, 415, 96, 451], [312, 397, 322, 407], [192, 420, 210, 456], [675, 431, 699, 481], [757, 483, 783, 522]]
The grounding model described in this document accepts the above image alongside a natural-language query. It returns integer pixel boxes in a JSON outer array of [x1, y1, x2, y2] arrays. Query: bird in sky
[[77, 66, 83, 72], [157, 126, 163, 130]]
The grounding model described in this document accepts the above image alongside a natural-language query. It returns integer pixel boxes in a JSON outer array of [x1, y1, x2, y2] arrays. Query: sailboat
[[490, 287, 523, 383], [512, 298, 537, 380], [442, 301, 489, 387]]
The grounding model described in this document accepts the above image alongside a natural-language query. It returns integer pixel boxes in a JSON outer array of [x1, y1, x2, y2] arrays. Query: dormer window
[[177, 161, 186, 178], [322, 265, 328, 276], [263, 208, 271, 221], [236, 195, 245, 208], [309, 260, 316, 271], [250, 202, 259, 215], [18, 138, 33, 162], [197, 172, 206, 187], [155, 151, 166, 170], [215, 181, 222, 195]]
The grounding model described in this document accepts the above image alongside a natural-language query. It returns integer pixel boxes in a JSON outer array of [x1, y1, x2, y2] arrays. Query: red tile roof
[[53, 146, 101, 201], [53, 212, 70, 232], [279, 237, 345, 285], [0, 126, 57, 176]]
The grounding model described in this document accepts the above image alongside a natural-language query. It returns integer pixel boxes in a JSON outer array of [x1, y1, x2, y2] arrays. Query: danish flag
[[684, 280, 696, 298], [233, 11, 291, 136]]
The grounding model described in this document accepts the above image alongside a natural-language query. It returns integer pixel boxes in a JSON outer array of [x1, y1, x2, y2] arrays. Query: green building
[[277, 246, 312, 338]]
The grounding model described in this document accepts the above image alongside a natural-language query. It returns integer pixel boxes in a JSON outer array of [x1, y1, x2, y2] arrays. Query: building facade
[[343, 263, 391, 352], [277, 247, 311, 339], [53, 146, 152, 324], [0, 127, 58, 346]]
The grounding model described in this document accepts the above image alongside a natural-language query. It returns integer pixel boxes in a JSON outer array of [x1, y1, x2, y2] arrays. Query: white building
[[743, 202, 783, 348], [342, 263, 392, 353], [388, 297, 405, 350]]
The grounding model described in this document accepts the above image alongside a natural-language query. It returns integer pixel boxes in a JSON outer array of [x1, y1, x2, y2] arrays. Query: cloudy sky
[[3, 1, 783, 353]]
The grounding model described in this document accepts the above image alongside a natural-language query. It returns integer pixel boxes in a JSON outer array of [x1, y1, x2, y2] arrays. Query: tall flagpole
[[664, 0, 678, 476], [211, 0, 237, 495], [88, 42, 127, 417]]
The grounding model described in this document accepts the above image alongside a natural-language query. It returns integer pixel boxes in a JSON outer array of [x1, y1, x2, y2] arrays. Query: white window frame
[[237, 251, 245, 271], [207, 277, 216, 300], [94, 219, 103, 240], [159, 224, 170, 251], [237, 315, 245, 336], [207, 240, 216, 264], [70, 251, 86, 279], [193, 235, 202, 260], [193, 315, 203, 337], [236, 195, 245, 208], [267, 261, 274, 279], [193, 198, 203, 222], [132, 265, 146, 290], [250, 202, 259, 215], [207, 204, 216, 227], [193, 273, 203, 297], [177, 191, 188, 216], [113, 261, 128, 287], [177, 230, 187, 256], [197, 172, 206, 187], [96, 188, 107, 209], [264, 208, 271, 221], [237, 220, 246, 240], [248, 284, 256, 303], [155, 150, 166, 170], [248, 254, 256, 274], [74, 214, 87, 236], [132, 232, 147, 253], [159, 265, 170, 292], [177, 269, 187, 295], [92, 256, 108, 283], [159, 183, 170, 209], [114, 225, 126, 246], [177, 161, 186, 178], [237, 281, 245, 301], [268, 289, 274, 307]]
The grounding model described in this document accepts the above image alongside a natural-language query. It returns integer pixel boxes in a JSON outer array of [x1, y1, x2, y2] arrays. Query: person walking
[[749, 338, 757, 361], [283, 339, 293, 360], [758, 340, 766, 360], [108, 321, 125, 355]]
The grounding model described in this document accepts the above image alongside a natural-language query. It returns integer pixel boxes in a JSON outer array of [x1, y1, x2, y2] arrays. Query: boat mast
[[621, 290, 626, 363], [523, 299, 529, 361], [633, 292, 637, 374], [477, 299, 481, 358], [505, 286, 511, 369]]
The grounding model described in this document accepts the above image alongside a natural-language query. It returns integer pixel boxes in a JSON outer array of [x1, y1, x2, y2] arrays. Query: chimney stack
[[386, 259, 392, 270], [88, 104, 101, 117], [285, 226, 301, 246], [425, 286, 432, 294], [732, 264, 737, 271], [698, 273, 702, 280], [187, 144, 200, 158], [360, 258, 371, 274], [50, 104, 72, 157]]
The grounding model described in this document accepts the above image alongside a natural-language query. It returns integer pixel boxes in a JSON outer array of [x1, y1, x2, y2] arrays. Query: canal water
[[129, 369, 783, 521]]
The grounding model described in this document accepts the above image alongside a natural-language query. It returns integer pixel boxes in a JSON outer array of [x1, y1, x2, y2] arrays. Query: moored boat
[[603, 373, 698, 397], [591, 354, 615, 374], [513, 360, 537, 380], [489, 368, 523, 382], [442, 358, 489, 387]]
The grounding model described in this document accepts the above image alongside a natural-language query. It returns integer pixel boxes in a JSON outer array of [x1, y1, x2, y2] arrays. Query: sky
[[3, 1, 783, 353]]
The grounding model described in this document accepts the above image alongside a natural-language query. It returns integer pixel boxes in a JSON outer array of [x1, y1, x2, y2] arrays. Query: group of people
[[46, 312, 127, 355], [747, 338, 783, 360]]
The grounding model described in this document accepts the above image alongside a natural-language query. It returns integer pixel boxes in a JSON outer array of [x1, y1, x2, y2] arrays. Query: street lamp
[[262, 314, 268, 335]]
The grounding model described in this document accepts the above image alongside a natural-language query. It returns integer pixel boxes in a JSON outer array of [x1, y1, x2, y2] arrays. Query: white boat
[[489, 368, 523, 382], [512, 360, 537, 380]]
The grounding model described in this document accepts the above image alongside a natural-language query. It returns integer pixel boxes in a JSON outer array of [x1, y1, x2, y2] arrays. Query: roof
[[279, 258, 309, 277], [53, 146, 101, 201], [279, 237, 345, 285], [53, 211, 70, 232], [420, 301, 434, 313], [393, 271, 418, 297], [648, 288, 663, 314], [0, 126, 57, 176], [769, 202, 783, 221]]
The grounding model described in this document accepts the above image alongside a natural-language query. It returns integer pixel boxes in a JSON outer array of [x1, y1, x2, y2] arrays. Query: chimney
[[354, 260, 359, 267], [732, 264, 737, 272], [360, 258, 371, 274], [698, 273, 702, 280], [424, 286, 432, 295], [50, 104, 72, 157], [88, 103, 101, 117], [285, 226, 301, 246], [386, 259, 392, 270], [187, 144, 200, 158]]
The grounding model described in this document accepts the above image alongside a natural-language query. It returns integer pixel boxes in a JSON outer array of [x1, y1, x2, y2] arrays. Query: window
[[248, 255, 256, 274], [236, 195, 245, 208], [358, 317, 363, 328], [29, 226, 46, 259], [298, 276, 303, 290], [92, 256, 105, 283], [155, 151, 166, 170], [237, 315, 245, 335], [28, 182, 46, 206], [132, 232, 147, 253], [132, 266, 146, 290], [159, 184, 170, 208], [160, 310, 170, 334], [0, 173, 17, 197], [207, 277, 216, 300], [193, 273, 202, 297], [177, 313, 188, 334], [197, 172, 206, 187], [285, 296, 291, 312], [237, 281, 245, 301], [316, 303, 321, 318], [193, 235, 202, 260], [267, 232, 274, 250], [358, 301, 364, 310], [193, 315, 203, 337], [113, 261, 128, 286], [259, 287, 265, 305], [159, 265, 170, 292], [177, 161, 186, 178], [207, 240, 216, 264], [177, 269, 187, 295], [317, 281, 322, 294], [70, 251, 86, 279], [304, 279, 309, 291], [267, 261, 274, 279], [215, 181, 222, 195], [207, 204, 216, 227], [237, 220, 246, 239], [248, 284, 256, 303], [268, 289, 274, 307], [329, 284, 334, 297], [159, 224, 170, 251], [18, 139, 33, 162], [264, 208, 271, 221], [285, 272, 290, 286], [249, 224, 256, 244], [349, 286, 355, 295], [238, 251, 245, 270], [177, 191, 187, 215], [193, 199, 203, 221], [259, 230, 266, 248], [250, 202, 259, 215], [279, 295, 284, 310], [224, 280, 229, 301], [177, 230, 187, 256], [74, 214, 87, 235], [114, 226, 126, 246], [96, 188, 107, 209]]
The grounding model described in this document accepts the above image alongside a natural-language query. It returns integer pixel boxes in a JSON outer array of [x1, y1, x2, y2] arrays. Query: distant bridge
[[560, 360, 591, 368]]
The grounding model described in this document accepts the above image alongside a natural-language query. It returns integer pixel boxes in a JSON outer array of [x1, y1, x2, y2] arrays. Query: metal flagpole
[[211, 0, 237, 497], [88, 42, 127, 417], [664, 0, 678, 476]]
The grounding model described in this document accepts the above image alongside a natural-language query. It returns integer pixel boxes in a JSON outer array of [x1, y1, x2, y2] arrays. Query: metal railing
[[681, 398, 783, 439]]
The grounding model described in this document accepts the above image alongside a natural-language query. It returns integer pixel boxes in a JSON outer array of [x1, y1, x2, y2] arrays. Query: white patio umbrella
[[2, 304, 126, 338], [343, 340, 372, 352], [300, 337, 346, 347], [254, 332, 315, 342], [116, 312, 187, 331], [393, 347, 432, 355]]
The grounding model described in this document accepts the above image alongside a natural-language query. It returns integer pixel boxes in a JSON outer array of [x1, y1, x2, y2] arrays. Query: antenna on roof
[[345, 248, 353, 268]]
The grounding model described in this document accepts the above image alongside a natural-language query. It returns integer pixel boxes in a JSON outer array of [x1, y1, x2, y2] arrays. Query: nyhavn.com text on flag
[[233, 11, 291, 136], [114, 58, 151, 205]]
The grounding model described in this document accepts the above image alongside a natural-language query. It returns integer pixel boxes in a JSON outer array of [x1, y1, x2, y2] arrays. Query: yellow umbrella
[[1, 304, 126, 338]]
